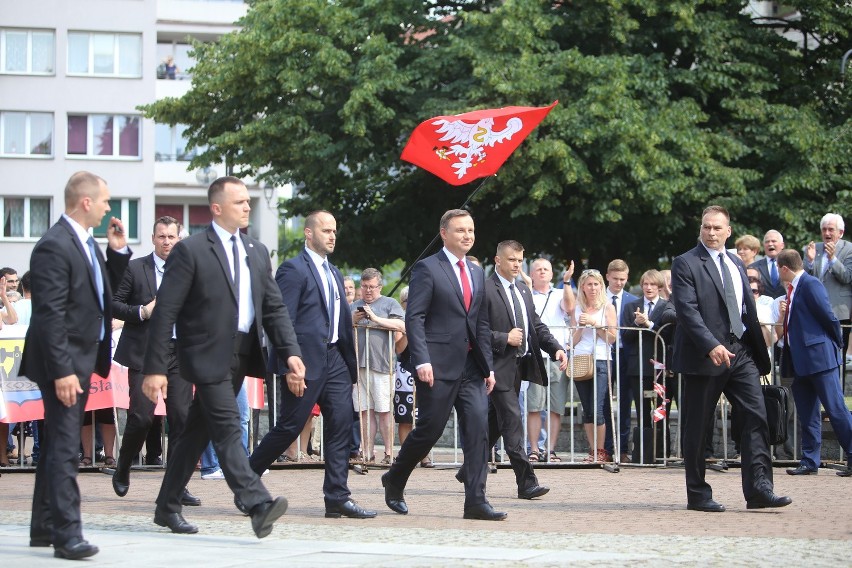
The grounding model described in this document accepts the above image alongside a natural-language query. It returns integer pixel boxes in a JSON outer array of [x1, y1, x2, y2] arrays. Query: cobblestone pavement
[[2, 462, 851, 566]]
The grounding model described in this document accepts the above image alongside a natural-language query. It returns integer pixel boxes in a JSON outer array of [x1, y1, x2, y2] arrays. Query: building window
[[67, 114, 140, 158], [156, 41, 193, 80], [67, 32, 142, 77], [1, 111, 53, 157], [155, 204, 211, 236], [1, 197, 50, 239], [0, 28, 54, 74], [93, 198, 138, 240], [155, 123, 206, 161]]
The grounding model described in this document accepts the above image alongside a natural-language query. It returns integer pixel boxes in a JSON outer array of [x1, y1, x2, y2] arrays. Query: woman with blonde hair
[[735, 234, 760, 267], [571, 269, 617, 462]]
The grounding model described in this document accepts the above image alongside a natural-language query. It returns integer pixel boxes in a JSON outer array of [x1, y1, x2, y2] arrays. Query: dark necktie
[[647, 300, 654, 314], [230, 235, 240, 294], [457, 260, 472, 311], [509, 283, 527, 356], [718, 253, 744, 338], [86, 236, 105, 340], [770, 258, 779, 287], [783, 284, 793, 339], [322, 260, 336, 341]]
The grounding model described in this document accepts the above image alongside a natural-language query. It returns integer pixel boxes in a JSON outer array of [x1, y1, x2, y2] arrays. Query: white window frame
[[66, 31, 142, 78], [0, 28, 55, 75], [0, 111, 54, 158], [66, 113, 142, 160], [0, 196, 51, 241]]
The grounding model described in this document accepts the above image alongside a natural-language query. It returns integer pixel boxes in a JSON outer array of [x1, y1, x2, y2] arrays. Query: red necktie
[[783, 284, 793, 339], [457, 260, 472, 312]]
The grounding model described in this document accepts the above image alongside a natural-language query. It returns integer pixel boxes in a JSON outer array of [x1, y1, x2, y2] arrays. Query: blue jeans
[[201, 381, 249, 475], [574, 360, 610, 426]]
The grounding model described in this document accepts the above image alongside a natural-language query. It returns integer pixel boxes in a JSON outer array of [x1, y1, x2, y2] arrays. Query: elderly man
[[748, 230, 786, 299], [803, 213, 852, 381], [351, 268, 405, 464]]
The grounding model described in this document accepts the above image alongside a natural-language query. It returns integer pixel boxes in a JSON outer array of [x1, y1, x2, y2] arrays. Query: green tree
[[142, 0, 851, 276]]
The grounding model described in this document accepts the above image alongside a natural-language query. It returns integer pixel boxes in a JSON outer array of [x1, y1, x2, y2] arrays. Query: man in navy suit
[[382, 209, 503, 520], [776, 249, 852, 477], [671, 205, 791, 512], [22, 171, 130, 559], [250, 210, 377, 519], [748, 230, 787, 299]]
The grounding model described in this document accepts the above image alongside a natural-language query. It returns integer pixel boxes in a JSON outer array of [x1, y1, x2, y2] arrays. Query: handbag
[[567, 353, 594, 381]]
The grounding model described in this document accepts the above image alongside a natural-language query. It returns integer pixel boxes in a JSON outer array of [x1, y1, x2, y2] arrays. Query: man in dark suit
[[382, 209, 503, 520], [621, 269, 677, 462], [111, 216, 196, 504], [671, 205, 791, 512], [748, 230, 787, 299], [142, 177, 305, 538], [777, 249, 852, 477], [457, 240, 567, 498], [249, 210, 376, 519], [22, 171, 130, 559]]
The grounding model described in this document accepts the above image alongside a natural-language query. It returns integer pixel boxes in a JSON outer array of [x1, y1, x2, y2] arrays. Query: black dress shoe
[[463, 503, 507, 521], [53, 538, 99, 560], [837, 468, 852, 477], [746, 491, 792, 509], [786, 465, 818, 476], [381, 472, 408, 515], [455, 468, 464, 484], [250, 497, 288, 539], [153, 510, 198, 534], [112, 467, 130, 497], [325, 499, 378, 519], [518, 485, 550, 500], [234, 494, 250, 516], [687, 499, 726, 512], [180, 488, 202, 507]]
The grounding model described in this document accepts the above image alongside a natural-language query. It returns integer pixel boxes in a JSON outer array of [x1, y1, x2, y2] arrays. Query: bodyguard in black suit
[[671, 205, 791, 513], [111, 217, 196, 505], [458, 240, 566, 498], [382, 209, 504, 520], [22, 171, 130, 559], [142, 177, 305, 538], [249, 210, 376, 519]]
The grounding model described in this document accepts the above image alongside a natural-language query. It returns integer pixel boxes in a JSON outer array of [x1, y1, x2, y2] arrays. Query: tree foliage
[[142, 0, 851, 276]]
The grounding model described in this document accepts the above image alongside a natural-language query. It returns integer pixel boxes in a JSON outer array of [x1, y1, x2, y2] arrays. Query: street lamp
[[262, 185, 275, 209], [842, 48, 852, 81]]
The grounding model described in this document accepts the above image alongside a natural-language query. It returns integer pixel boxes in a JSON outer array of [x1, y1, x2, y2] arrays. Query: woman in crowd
[[736, 234, 761, 267]]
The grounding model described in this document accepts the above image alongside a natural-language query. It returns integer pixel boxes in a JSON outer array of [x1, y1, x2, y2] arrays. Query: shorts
[[83, 407, 115, 425], [353, 367, 394, 412], [526, 360, 570, 414]]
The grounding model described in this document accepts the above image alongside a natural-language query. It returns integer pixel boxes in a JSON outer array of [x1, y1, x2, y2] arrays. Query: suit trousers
[[386, 354, 490, 508], [249, 345, 353, 506], [117, 345, 192, 470], [791, 367, 852, 469], [681, 340, 774, 504], [155, 352, 270, 514], [30, 375, 91, 546]]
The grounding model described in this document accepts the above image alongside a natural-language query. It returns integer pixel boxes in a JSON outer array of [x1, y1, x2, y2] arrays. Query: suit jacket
[[613, 290, 639, 354], [268, 248, 358, 383], [802, 239, 852, 320], [748, 257, 786, 299], [405, 251, 493, 380], [781, 271, 843, 377], [485, 274, 562, 391], [671, 244, 771, 376], [143, 225, 301, 383], [112, 253, 158, 370], [621, 297, 677, 377], [21, 216, 130, 383]]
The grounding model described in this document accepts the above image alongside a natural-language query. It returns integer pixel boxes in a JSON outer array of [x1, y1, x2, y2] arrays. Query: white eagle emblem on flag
[[431, 117, 524, 180]]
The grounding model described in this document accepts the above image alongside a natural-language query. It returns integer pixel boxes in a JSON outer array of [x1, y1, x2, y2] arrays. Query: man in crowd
[[749, 230, 786, 299], [524, 258, 575, 462], [803, 213, 852, 381], [777, 249, 852, 477], [249, 210, 376, 519], [111, 216, 197, 505], [381, 209, 503, 520], [457, 240, 567, 498], [0, 267, 19, 324], [671, 205, 791, 512], [23, 171, 130, 559], [605, 259, 638, 462], [142, 177, 304, 538], [351, 268, 405, 465]]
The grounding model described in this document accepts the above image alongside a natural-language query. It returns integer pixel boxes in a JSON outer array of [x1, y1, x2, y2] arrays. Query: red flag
[[652, 405, 667, 423], [401, 101, 558, 186]]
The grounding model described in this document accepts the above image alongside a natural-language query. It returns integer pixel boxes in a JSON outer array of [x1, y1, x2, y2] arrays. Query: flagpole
[[388, 176, 492, 298]]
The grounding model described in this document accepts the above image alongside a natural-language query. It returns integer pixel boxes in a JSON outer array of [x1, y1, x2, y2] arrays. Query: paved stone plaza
[[1, 461, 850, 566]]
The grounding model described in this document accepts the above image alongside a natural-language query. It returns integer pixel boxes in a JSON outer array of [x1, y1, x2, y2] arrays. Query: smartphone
[[112, 223, 123, 234], [356, 307, 366, 312]]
